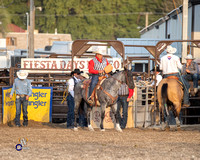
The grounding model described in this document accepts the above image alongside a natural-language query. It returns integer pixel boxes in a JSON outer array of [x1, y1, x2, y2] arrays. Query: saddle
[[166, 76, 184, 89], [82, 76, 117, 106]]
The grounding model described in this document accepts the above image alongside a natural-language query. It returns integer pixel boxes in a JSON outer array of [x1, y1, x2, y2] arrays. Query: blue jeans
[[183, 73, 199, 88], [15, 96, 28, 126], [89, 74, 99, 97], [164, 73, 190, 104], [67, 94, 86, 128], [116, 95, 128, 129]]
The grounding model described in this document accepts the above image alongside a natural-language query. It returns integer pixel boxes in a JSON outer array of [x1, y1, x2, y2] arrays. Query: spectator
[[10, 70, 32, 127], [182, 54, 199, 95]]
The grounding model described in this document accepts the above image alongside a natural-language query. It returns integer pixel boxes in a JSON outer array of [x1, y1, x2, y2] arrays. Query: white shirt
[[67, 76, 80, 97], [156, 74, 162, 86], [160, 54, 182, 74], [151, 73, 163, 86]]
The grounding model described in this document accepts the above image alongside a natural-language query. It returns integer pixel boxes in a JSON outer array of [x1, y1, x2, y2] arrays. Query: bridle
[[106, 70, 129, 85], [98, 71, 131, 103]]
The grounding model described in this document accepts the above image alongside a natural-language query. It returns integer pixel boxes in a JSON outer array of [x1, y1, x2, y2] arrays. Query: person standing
[[10, 70, 32, 127], [116, 82, 134, 129], [87, 49, 110, 103], [66, 69, 86, 128], [182, 54, 199, 95], [160, 45, 190, 107], [151, 66, 162, 88]]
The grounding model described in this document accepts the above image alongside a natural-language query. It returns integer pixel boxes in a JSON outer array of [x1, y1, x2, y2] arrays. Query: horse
[[157, 78, 184, 130], [73, 68, 135, 132]]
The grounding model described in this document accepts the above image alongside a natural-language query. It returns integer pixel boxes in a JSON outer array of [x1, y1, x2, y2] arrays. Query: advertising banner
[[21, 58, 121, 73], [2, 87, 53, 124]]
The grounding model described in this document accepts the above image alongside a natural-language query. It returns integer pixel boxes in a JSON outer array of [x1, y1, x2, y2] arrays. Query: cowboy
[[160, 45, 190, 107], [66, 68, 86, 128], [182, 54, 199, 95], [10, 70, 32, 127], [87, 48, 111, 103]]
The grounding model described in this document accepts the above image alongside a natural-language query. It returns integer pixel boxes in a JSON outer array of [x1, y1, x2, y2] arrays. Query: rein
[[99, 86, 118, 103], [98, 71, 129, 103]]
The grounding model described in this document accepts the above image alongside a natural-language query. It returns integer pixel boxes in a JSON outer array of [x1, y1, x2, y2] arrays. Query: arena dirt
[[0, 121, 200, 160]]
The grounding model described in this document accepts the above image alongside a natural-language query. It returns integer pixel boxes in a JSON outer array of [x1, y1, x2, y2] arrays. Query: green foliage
[[1, 0, 183, 40]]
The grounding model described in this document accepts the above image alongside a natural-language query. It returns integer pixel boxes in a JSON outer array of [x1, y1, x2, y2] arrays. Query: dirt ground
[[0, 121, 200, 160]]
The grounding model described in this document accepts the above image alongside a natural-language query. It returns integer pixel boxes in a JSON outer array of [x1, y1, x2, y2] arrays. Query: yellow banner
[[2, 87, 53, 124]]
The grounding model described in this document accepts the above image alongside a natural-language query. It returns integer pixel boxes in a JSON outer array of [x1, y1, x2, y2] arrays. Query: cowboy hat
[[71, 69, 83, 76], [185, 54, 195, 60], [151, 66, 161, 72], [93, 48, 106, 55], [166, 45, 177, 54], [80, 72, 89, 79], [17, 70, 28, 79]]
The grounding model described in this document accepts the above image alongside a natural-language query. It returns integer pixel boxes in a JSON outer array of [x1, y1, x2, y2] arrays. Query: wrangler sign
[[21, 58, 121, 73]]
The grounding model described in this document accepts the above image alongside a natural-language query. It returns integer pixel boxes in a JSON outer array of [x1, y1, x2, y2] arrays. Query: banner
[[21, 58, 121, 73], [2, 87, 53, 124]]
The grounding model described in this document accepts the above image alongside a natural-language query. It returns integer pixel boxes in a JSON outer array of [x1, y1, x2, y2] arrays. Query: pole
[[26, 12, 29, 57], [182, 0, 188, 63], [28, 0, 35, 58], [145, 12, 149, 28]]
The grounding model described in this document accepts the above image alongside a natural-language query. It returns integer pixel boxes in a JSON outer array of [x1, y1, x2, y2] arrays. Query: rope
[[61, 85, 69, 104]]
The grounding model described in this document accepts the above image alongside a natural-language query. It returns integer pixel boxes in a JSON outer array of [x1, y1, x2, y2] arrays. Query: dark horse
[[74, 68, 135, 132], [157, 78, 184, 130]]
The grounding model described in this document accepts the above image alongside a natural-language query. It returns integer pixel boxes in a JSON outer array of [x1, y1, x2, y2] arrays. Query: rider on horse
[[160, 45, 190, 107], [87, 49, 111, 104]]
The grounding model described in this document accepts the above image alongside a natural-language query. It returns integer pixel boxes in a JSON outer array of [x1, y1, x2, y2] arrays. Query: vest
[[93, 57, 107, 71]]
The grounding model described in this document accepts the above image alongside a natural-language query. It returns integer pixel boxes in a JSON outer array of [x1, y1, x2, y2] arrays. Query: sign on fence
[[21, 58, 121, 73], [2, 87, 53, 124]]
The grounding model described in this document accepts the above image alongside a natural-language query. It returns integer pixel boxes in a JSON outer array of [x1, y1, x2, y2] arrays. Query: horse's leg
[[74, 96, 82, 131], [173, 102, 182, 130], [100, 103, 107, 131], [87, 105, 94, 131], [111, 103, 122, 132]]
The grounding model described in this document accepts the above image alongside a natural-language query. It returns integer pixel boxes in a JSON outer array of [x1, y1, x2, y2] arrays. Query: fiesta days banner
[[2, 87, 53, 124]]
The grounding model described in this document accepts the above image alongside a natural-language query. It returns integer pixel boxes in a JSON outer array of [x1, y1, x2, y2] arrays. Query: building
[[0, 24, 72, 51], [140, 0, 200, 59]]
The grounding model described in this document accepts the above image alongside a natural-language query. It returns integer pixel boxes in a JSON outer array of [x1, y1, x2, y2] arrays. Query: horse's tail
[[161, 83, 169, 116], [161, 83, 168, 104]]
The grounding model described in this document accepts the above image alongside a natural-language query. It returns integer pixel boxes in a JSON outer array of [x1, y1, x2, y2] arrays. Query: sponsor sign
[[2, 87, 53, 124]]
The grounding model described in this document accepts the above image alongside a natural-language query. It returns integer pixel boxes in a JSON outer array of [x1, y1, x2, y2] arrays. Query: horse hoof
[[177, 127, 181, 131], [170, 126, 177, 132], [116, 128, 123, 132], [100, 129, 105, 132], [74, 127, 78, 131], [88, 125, 94, 131]]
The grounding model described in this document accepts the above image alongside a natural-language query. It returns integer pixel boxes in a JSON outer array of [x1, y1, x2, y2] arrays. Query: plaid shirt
[[182, 61, 199, 75], [118, 83, 129, 96]]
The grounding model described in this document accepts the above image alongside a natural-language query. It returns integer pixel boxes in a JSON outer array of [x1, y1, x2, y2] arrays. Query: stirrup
[[87, 96, 94, 104], [183, 103, 190, 108]]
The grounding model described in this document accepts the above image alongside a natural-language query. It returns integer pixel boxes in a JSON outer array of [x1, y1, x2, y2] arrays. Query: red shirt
[[88, 56, 109, 74], [128, 88, 134, 98]]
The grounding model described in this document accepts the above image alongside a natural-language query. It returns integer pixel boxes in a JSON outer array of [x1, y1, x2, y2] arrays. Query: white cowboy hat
[[166, 45, 177, 54], [80, 72, 89, 79], [17, 70, 28, 79], [185, 54, 195, 60], [93, 48, 106, 55]]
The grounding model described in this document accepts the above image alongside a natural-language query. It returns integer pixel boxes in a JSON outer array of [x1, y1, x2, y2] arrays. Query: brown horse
[[157, 78, 183, 130]]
